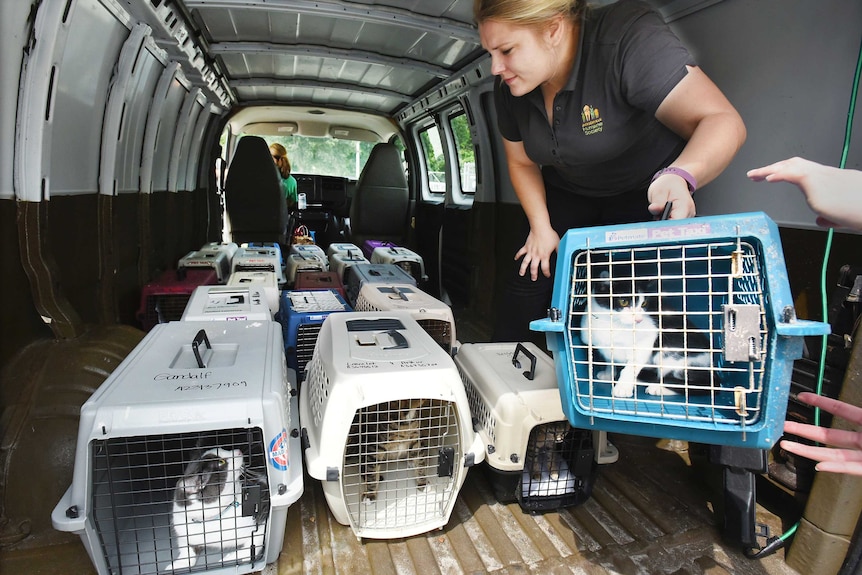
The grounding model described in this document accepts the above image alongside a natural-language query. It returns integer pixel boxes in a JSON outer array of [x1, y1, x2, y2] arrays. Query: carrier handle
[[512, 343, 536, 381], [192, 329, 211, 369], [383, 329, 409, 350]]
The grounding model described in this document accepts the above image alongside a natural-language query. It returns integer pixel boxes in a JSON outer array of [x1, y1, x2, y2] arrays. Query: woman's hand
[[647, 174, 696, 219], [781, 392, 862, 477], [515, 225, 560, 281]]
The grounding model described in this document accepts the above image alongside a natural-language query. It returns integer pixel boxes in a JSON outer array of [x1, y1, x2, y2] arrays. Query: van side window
[[448, 110, 477, 197], [419, 124, 446, 197]]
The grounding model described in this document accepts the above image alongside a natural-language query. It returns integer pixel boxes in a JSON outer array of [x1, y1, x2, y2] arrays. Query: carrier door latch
[[437, 447, 455, 477], [722, 304, 761, 362]]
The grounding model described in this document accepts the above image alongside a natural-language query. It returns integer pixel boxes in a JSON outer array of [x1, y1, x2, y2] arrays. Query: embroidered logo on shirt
[[581, 105, 603, 135]]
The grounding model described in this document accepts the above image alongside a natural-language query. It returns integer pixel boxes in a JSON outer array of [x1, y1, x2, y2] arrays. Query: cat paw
[[549, 471, 560, 481], [646, 383, 678, 396], [612, 383, 635, 398]]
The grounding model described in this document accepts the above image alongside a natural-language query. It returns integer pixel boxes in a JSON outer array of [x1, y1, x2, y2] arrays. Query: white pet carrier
[[227, 270, 280, 315], [240, 241, 282, 264], [370, 246, 427, 282], [454, 342, 598, 512], [329, 250, 369, 284], [289, 243, 328, 266], [201, 241, 239, 262], [300, 311, 484, 539], [52, 321, 304, 575], [326, 242, 362, 258], [180, 285, 273, 322], [178, 249, 231, 284], [353, 283, 455, 352], [344, 263, 416, 307], [232, 247, 286, 286], [285, 254, 326, 286]]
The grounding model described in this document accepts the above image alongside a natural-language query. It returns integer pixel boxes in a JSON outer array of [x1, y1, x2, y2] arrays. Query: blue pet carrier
[[276, 289, 352, 380], [531, 212, 830, 448]]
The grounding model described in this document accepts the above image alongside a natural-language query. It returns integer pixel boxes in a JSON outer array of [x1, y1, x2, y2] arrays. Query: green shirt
[[282, 175, 298, 206]]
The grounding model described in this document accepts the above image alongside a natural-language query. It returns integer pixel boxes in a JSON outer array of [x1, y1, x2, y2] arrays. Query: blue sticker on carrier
[[531, 212, 830, 448], [269, 428, 290, 470]]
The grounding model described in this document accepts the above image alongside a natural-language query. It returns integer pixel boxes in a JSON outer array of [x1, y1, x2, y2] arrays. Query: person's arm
[[747, 157, 862, 230], [502, 138, 559, 281], [781, 392, 862, 476], [651, 66, 747, 219]]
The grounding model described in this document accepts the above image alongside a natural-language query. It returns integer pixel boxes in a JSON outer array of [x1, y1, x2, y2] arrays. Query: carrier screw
[[487, 445, 495, 454], [291, 428, 299, 438], [278, 484, 287, 495], [510, 454, 519, 464], [548, 307, 562, 321], [66, 506, 79, 519]]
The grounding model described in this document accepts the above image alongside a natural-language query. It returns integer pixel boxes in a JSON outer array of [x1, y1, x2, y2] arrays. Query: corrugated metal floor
[[1, 433, 802, 575]]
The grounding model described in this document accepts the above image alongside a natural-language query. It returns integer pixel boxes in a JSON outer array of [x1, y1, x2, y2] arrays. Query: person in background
[[270, 142, 298, 208], [749, 156, 862, 476], [747, 156, 862, 229], [474, 0, 746, 343]]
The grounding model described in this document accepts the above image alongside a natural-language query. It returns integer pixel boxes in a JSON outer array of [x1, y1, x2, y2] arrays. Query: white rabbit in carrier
[[300, 311, 484, 539], [52, 321, 304, 575]]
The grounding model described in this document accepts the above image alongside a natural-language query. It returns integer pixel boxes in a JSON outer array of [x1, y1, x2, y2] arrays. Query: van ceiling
[[123, 0, 711, 133], [177, 0, 484, 118]]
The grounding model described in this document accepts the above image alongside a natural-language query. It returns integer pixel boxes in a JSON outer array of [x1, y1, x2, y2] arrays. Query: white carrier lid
[[227, 270, 280, 314], [326, 242, 362, 257], [285, 289, 350, 313], [290, 244, 327, 259], [357, 283, 448, 311], [180, 285, 272, 321], [80, 321, 287, 436], [322, 311, 450, 371]]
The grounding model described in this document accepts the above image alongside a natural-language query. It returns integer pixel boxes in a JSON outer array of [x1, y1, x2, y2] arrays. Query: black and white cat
[[168, 447, 268, 571], [580, 272, 715, 398]]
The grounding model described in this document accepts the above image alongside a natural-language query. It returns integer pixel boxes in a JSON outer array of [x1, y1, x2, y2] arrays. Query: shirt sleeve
[[617, 4, 696, 114], [493, 76, 523, 142]]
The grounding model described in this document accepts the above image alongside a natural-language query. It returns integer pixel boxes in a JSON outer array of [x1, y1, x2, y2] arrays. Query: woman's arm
[[652, 66, 747, 219], [502, 138, 559, 281]]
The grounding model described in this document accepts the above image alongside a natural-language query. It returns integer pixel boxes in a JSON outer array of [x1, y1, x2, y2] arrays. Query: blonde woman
[[474, 0, 746, 342], [270, 142, 298, 208]]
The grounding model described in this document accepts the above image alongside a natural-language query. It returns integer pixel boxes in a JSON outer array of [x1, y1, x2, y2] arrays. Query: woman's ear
[[545, 15, 567, 47]]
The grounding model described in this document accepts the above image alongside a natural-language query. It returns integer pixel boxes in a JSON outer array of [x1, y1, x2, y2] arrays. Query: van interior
[[1, 1, 861, 574]]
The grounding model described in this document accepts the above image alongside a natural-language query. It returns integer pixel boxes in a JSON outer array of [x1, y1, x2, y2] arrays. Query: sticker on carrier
[[341, 399, 457, 531], [573, 244, 766, 423]]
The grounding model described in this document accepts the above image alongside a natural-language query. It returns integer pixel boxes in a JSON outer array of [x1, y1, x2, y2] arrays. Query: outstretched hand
[[781, 392, 862, 477], [747, 157, 862, 230]]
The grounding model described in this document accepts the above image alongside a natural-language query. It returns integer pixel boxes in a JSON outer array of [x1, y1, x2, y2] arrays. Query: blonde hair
[[473, 0, 585, 27], [269, 142, 291, 178]]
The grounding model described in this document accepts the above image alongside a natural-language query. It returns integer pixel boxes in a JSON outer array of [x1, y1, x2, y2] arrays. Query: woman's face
[[479, 19, 555, 97]]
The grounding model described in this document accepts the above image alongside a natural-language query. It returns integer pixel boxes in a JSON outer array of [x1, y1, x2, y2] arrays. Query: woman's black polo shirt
[[495, 0, 696, 198]]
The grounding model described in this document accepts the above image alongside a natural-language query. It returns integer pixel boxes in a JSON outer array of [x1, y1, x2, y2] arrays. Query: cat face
[[589, 276, 655, 326]]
